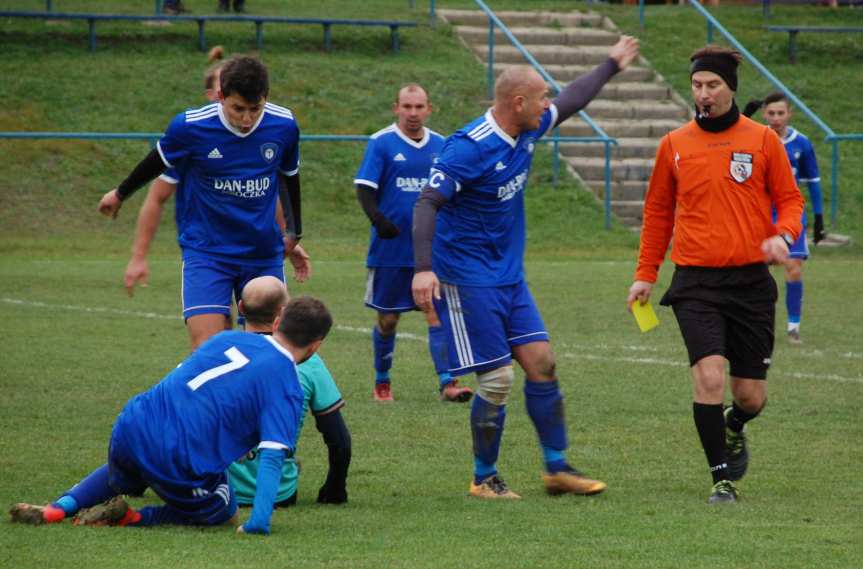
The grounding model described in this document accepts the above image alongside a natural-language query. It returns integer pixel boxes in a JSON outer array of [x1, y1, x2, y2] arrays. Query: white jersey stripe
[[265, 108, 294, 120], [364, 269, 375, 305], [265, 102, 294, 117], [156, 140, 174, 168], [186, 103, 219, 117], [468, 121, 490, 136], [468, 124, 492, 140], [444, 284, 474, 367], [443, 285, 468, 366], [370, 125, 397, 139]]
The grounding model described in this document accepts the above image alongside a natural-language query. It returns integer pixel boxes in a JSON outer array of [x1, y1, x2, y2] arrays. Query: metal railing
[[638, 0, 861, 229], [471, 0, 618, 229]]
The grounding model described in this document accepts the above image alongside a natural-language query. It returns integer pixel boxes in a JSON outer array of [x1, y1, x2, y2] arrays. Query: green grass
[[1, 1, 862, 567]]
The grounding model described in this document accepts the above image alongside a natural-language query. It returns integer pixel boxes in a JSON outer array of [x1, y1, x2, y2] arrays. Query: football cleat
[[542, 467, 607, 496], [787, 329, 802, 345], [708, 479, 738, 503], [440, 380, 473, 403], [9, 503, 65, 525], [469, 475, 521, 499], [724, 407, 749, 481], [373, 382, 394, 402], [72, 496, 138, 526]]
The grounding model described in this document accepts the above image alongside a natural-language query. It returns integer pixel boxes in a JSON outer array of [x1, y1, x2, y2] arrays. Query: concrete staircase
[[438, 9, 691, 227]]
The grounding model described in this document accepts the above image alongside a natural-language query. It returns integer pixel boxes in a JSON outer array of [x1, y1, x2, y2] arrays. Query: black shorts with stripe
[[660, 263, 778, 380]]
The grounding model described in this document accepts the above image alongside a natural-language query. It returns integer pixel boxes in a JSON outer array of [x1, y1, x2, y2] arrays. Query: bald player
[[228, 277, 351, 507], [412, 37, 640, 499]]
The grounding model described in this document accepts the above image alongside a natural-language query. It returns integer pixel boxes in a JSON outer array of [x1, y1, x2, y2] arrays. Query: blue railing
[[471, 0, 619, 230], [638, 0, 860, 229]]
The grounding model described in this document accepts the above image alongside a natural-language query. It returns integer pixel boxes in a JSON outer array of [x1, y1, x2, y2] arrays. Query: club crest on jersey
[[260, 143, 278, 163], [523, 136, 536, 154], [730, 152, 753, 183]]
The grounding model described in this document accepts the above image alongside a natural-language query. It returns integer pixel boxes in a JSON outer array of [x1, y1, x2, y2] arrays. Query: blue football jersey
[[355, 125, 445, 267], [156, 102, 300, 265], [115, 330, 304, 484], [427, 106, 558, 286], [781, 127, 823, 219]]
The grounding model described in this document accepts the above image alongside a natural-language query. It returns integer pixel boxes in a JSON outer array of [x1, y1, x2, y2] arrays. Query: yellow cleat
[[469, 475, 521, 499], [542, 469, 607, 496]]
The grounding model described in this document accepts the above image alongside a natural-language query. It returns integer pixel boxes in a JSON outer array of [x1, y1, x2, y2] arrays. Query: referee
[[627, 46, 804, 503]]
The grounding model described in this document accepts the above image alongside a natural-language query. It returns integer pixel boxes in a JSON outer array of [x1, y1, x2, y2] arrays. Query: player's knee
[[476, 365, 515, 406], [377, 313, 400, 334]]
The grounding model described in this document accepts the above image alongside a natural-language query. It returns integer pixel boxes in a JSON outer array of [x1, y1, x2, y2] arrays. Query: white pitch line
[[4, 297, 860, 384]]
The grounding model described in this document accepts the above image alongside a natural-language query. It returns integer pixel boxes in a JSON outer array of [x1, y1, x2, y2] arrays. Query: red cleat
[[373, 382, 394, 402], [9, 503, 65, 525]]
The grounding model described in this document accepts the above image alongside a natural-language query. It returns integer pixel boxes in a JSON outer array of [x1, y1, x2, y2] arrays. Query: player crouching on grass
[[10, 296, 332, 535]]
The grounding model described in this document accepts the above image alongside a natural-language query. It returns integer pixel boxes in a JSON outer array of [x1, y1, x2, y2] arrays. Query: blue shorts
[[182, 254, 284, 320], [433, 280, 548, 376], [788, 230, 809, 260], [364, 267, 417, 313], [108, 429, 237, 526]]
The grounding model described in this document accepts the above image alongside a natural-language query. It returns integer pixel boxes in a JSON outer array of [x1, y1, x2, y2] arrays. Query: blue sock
[[56, 464, 116, 512], [786, 280, 803, 325], [135, 505, 187, 526], [373, 327, 395, 384], [52, 495, 79, 517], [524, 380, 569, 473], [427, 325, 452, 387], [471, 396, 506, 484]]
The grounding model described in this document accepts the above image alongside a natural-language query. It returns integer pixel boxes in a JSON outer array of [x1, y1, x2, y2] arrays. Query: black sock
[[693, 402, 729, 483], [726, 400, 764, 433]]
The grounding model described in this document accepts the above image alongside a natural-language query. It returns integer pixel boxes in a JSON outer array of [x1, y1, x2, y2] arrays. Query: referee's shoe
[[724, 407, 750, 481]]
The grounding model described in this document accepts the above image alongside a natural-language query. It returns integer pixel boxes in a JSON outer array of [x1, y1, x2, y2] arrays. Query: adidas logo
[[495, 161, 507, 171], [208, 148, 223, 159], [394, 153, 406, 162]]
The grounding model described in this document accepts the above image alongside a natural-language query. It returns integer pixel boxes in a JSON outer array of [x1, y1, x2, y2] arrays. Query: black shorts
[[660, 264, 777, 379]]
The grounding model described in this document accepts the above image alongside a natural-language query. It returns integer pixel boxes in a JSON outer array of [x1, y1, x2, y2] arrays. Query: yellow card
[[632, 301, 659, 333]]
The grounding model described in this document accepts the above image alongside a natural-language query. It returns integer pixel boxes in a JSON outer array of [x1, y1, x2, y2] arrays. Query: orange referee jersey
[[635, 115, 804, 283]]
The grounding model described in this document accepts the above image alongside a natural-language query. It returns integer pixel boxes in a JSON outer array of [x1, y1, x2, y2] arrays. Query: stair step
[[583, 99, 689, 120], [557, 118, 685, 138], [438, 9, 605, 28], [563, 156, 656, 181], [559, 137, 660, 159], [582, 180, 649, 201], [455, 25, 619, 47], [472, 44, 613, 66], [494, 62, 655, 84]]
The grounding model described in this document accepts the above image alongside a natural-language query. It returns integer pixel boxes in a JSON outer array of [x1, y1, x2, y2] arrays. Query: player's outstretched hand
[[761, 235, 790, 264], [813, 214, 825, 245], [317, 483, 347, 504], [289, 243, 311, 283], [372, 212, 400, 239], [98, 189, 122, 219], [609, 35, 639, 70], [124, 256, 150, 297], [626, 280, 654, 312], [412, 271, 440, 312]]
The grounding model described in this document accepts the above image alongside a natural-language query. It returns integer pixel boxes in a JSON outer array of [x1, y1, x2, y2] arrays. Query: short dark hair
[[764, 91, 789, 107], [219, 56, 269, 103], [277, 296, 333, 348]]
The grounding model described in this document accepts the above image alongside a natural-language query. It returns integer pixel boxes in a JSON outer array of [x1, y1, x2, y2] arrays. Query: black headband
[[690, 54, 738, 91]]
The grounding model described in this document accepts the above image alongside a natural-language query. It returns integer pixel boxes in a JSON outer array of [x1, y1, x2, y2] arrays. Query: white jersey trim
[[392, 123, 431, 149], [156, 140, 173, 168], [540, 104, 559, 139], [370, 125, 397, 140], [182, 304, 231, 313], [468, 122, 493, 142], [484, 109, 517, 148], [443, 284, 475, 368], [264, 102, 294, 119], [799, 177, 820, 182], [218, 102, 266, 138], [281, 167, 299, 177], [159, 173, 178, 184], [186, 109, 219, 123], [264, 334, 296, 362], [186, 103, 219, 118], [782, 127, 799, 145], [354, 178, 379, 190], [258, 440, 291, 451]]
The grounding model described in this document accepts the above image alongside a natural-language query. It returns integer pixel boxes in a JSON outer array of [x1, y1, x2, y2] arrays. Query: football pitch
[[1, 253, 861, 568]]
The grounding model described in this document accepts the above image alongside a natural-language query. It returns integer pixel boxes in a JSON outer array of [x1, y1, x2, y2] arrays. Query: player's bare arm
[[125, 178, 176, 297], [288, 243, 311, 283]]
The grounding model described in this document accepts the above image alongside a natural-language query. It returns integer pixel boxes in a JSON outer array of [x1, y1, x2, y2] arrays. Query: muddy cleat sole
[[373, 382, 394, 402], [440, 380, 473, 403], [469, 475, 521, 499], [9, 503, 65, 525], [542, 468, 607, 496], [708, 479, 738, 503], [72, 496, 133, 526], [724, 407, 749, 481]]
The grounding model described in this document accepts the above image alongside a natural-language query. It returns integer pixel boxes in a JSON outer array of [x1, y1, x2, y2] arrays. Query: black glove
[[317, 483, 347, 504], [372, 212, 400, 239], [742, 99, 764, 119], [813, 214, 825, 244]]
